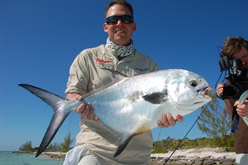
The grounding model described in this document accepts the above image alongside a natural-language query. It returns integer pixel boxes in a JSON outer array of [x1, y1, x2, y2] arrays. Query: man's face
[[104, 4, 136, 46], [234, 46, 248, 69]]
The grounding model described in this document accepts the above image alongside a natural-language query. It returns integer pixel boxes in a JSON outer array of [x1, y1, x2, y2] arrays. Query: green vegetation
[[19, 141, 35, 152], [153, 134, 235, 153], [197, 91, 234, 151], [19, 133, 73, 153], [59, 133, 73, 152], [197, 91, 231, 138]]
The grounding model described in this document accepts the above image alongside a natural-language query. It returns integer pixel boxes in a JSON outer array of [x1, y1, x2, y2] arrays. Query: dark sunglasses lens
[[106, 15, 133, 25], [121, 15, 133, 24], [106, 16, 119, 25]]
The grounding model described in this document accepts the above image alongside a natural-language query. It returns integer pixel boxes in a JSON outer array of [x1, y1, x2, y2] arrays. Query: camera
[[219, 56, 248, 99]]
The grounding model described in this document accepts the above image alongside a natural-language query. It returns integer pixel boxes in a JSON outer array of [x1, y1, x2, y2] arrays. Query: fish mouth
[[197, 86, 211, 96], [192, 87, 212, 105]]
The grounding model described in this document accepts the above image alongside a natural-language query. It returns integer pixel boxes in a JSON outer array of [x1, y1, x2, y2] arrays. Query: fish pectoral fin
[[114, 135, 134, 157], [143, 92, 168, 104]]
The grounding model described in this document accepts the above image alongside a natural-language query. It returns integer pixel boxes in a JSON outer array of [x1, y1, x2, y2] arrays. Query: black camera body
[[219, 56, 248, 99]]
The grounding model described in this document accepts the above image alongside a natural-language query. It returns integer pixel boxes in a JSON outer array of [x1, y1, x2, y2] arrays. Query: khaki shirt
[[66, 44, 159, 164]]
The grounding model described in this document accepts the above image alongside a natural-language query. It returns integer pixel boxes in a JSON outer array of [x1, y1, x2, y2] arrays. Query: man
[[216, 36, 248, 165], [64, 0, 183, 164]]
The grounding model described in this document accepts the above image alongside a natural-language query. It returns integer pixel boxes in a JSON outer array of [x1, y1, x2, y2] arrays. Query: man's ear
[[104, 23, 108, 32], [133, 22, 136, 32]]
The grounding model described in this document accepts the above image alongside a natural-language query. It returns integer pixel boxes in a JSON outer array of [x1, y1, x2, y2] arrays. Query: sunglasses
[[106, 15, 134, 25]]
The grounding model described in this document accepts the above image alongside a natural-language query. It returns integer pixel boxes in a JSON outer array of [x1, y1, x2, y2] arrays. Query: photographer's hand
[[216, 83, 225, 98], [234, 100, 248, 117]]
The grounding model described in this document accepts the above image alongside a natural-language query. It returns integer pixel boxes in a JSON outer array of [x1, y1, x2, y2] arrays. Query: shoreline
[[14, 148, 236, 164], [13, 151, 66, 160]]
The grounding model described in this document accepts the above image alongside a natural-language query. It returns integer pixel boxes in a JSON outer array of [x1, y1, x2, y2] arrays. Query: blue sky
[[1, 0, 248, 151]]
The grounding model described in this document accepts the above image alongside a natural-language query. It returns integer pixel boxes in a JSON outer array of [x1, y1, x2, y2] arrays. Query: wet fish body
[[19, 69, 211, 157]]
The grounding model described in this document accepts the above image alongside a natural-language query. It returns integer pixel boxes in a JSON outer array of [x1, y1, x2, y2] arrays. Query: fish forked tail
[[19, 84, 71, 157]]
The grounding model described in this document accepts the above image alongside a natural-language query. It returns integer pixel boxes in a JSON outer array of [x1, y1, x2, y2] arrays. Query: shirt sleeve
[[151, 60, 159, 72], [65, 50, 90, 95]]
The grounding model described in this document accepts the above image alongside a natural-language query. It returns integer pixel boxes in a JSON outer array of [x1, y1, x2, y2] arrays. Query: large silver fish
[[19, 69, 211, 157]]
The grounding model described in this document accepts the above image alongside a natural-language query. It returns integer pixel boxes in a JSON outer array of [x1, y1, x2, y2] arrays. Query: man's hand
[[158, 113, 183, 128], [234, 100, 248, 117], [66, 93, 99, 122]]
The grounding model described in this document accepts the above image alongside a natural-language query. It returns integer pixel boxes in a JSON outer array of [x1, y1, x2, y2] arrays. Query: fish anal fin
[[114, 135, 134, 157], [114, 126, 151, 157], [143, 92, 167, 104]]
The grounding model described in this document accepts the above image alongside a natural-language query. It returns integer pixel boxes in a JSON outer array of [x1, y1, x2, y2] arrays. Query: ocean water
[[0, 152, 64, 165]]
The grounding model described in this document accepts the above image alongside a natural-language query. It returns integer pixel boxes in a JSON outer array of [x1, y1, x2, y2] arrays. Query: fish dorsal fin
[[143, 92, 168, 104], [101, 68, 128, 80], [82, 69, 127, 98]]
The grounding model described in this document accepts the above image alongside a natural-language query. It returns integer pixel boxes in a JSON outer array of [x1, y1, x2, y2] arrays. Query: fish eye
[[189, 80, 198, 87]]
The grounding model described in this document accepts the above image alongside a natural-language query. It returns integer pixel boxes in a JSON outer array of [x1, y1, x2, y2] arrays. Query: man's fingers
[[158, 113, 184, 128], [76, 103, 99, 122], [166, 113, 176, 126], [176, 114, 183, 123], [76, 103, 86, 114]]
